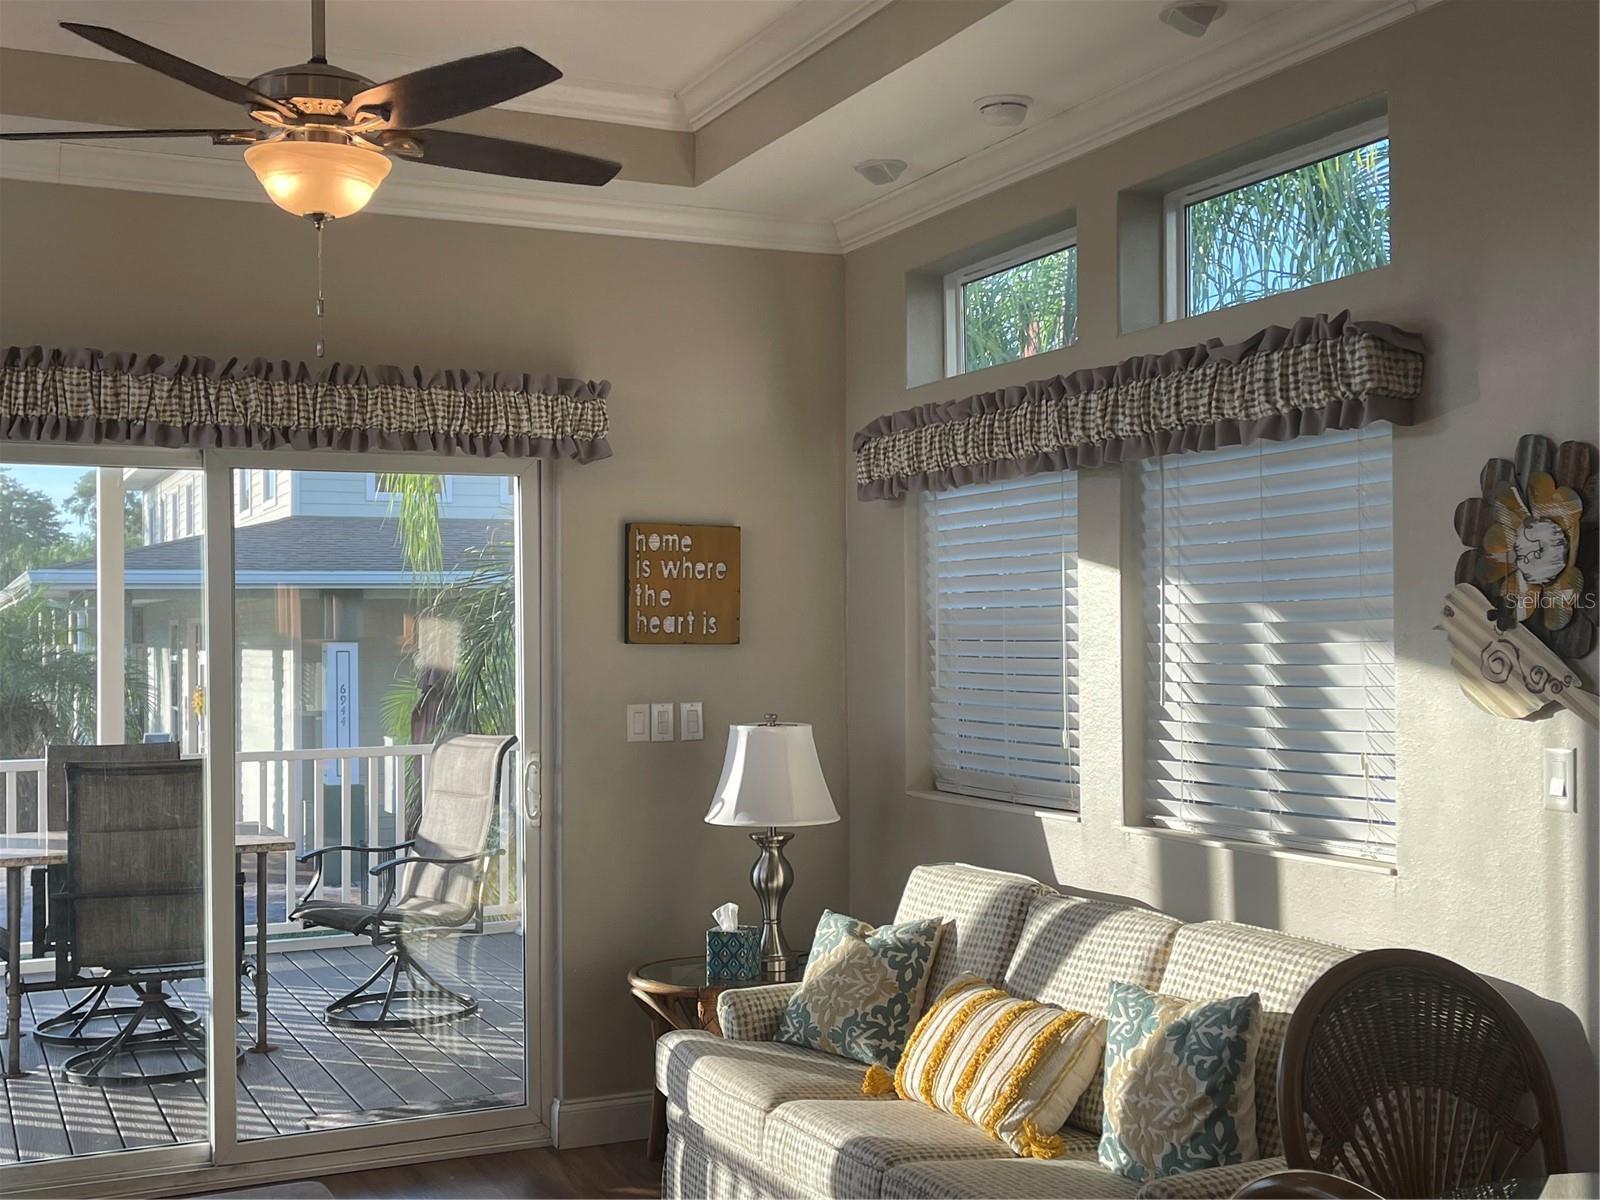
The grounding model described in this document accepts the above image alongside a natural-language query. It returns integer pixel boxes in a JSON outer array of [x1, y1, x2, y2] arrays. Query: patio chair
[[1279, 948, 1566, 1197], [32, 741, 205, 1048], [55, 758, 212, 1086], [292, 733, 515, 1029]]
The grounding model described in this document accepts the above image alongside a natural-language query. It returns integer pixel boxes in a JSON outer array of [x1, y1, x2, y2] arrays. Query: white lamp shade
[[706, 721, 839, 828]]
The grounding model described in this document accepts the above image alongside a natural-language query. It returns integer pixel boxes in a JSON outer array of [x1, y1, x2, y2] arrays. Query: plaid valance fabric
[[1, 346, 612, 462], [853, 311, 1423, 499]]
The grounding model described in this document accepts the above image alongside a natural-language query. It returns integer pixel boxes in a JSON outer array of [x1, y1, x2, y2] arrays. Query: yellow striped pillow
[[876, 973, 1106, 1159]]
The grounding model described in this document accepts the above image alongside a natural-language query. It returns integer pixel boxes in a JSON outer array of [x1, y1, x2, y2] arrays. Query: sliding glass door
[[0, 447, 548, 1188]]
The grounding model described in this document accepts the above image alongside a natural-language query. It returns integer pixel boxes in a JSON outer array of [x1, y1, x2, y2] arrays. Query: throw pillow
[[1098, 980, 1262, 1183], [775, 909, 943, 1069], [885, 973, 1106, 1159]]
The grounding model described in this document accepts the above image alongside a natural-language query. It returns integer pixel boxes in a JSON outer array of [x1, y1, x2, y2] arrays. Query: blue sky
[[0, 463, 96, 535]]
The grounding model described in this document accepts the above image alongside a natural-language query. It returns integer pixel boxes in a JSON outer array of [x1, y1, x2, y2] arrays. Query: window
[[1140, 425, 1395, 861], [1167, 121, 1389, 318], [261, 469, 277, 501], [924, 472, 1078, 808], [945, 232, 1078, 376], [236, 473, 251, 514]]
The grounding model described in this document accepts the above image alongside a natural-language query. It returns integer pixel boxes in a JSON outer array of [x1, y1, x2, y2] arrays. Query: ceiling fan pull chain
[[313, 214, 327, 359]]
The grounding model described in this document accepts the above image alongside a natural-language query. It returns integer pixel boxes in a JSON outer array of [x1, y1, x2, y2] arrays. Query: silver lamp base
[[749, 827, 798, 981]]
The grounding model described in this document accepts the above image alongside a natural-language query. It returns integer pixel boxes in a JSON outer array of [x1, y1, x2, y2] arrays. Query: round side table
[[628, 955, 794, 1160]]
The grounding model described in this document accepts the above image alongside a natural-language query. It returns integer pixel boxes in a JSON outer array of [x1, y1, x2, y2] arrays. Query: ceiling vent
[[975, 95, 1032, 128], [1159, 0, 1226, 37], [853, 158, 908, 186]]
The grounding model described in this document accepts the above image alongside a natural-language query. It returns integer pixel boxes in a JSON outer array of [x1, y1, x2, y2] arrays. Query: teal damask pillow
[[1098, 980, 1262, 1183], [775, 910, 944, 1069]]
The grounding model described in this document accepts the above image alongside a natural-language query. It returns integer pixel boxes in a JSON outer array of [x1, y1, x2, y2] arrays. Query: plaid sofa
[[656, 863, 1350, 1200]]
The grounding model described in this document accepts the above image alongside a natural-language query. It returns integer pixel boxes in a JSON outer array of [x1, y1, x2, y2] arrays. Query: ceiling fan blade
[[0, 128, 266, 142], [379, 129, 620, 186], [60, 23, 296, 118], [347, 48, 562, 129]]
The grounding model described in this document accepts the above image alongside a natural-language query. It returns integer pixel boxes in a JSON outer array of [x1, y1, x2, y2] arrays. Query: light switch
[[1544, 747, 1577, 812], [651, 702, 675, 741], [626, 704, 650, 742], [680, 701, 703, 741]]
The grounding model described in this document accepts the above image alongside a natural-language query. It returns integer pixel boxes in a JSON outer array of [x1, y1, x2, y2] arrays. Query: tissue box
[[706, 926, 760, 982]]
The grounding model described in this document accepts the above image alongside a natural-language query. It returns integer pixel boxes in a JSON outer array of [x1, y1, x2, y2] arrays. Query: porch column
[[95, 466, 125, 743]]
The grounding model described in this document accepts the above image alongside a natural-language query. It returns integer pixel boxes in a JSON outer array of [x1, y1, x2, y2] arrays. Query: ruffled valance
[[854, 311, 1423, 499], [0, 345, 611, 462]]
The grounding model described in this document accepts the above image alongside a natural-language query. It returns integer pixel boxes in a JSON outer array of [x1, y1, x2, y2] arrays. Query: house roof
[[3, 516, 512, 598]]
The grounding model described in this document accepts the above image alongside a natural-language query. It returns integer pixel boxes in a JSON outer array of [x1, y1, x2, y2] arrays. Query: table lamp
[[705, 715, 839, 981]]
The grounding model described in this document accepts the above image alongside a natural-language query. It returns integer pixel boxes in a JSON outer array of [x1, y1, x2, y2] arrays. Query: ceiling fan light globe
[[244, 138, 391, 219]]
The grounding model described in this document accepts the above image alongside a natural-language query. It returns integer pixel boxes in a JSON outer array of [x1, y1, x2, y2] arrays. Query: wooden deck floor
[[1, 932, 525, 1165]]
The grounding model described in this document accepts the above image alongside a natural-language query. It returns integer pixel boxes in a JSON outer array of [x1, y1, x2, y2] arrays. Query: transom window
[[1167, 120, 1390, 319], [923, 472, 1078, 809], [1140, 425, 1396, 861], [945, 232, 1078, 376]]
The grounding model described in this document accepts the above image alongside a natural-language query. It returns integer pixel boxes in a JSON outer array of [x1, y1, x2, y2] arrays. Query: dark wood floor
[[311, 1141, 661, 1199]]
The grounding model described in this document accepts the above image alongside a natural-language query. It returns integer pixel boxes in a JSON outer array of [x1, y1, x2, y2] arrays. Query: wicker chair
[[1233, 1170, 1382, 1199], [1278, 948, 1566, 1198]]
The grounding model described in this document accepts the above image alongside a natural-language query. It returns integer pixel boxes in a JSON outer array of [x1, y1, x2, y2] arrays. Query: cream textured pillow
[[885, 973, 1106, 1159], [1098, 980, 1262, 1183]]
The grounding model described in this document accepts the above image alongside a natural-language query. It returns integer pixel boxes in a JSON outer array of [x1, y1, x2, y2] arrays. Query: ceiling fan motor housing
[[248, 61, 375, 124]]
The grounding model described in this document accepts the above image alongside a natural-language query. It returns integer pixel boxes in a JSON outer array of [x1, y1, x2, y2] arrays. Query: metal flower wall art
[[1444, 435, 1598, 724]]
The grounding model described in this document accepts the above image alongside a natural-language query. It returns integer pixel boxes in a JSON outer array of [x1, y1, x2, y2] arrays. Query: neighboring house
[[1, 467, 513, 832]]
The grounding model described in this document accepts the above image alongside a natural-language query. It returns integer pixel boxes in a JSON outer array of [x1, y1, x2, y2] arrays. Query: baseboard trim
[[550, 1090, 654, 1149]]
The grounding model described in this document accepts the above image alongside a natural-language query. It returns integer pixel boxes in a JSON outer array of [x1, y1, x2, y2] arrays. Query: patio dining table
[[0, 829, 295, 1077]]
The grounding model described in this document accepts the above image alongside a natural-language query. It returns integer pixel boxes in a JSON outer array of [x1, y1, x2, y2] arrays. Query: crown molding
[[833, 0, 1438, 252], [500, 77, 688, 132], [678, 0, 894, 129], [0, 132, 841, 254]]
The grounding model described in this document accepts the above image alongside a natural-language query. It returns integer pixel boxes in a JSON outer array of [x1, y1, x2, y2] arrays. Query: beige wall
[[0, 182, 847, 1103], [842, 0, 1599, 1163]]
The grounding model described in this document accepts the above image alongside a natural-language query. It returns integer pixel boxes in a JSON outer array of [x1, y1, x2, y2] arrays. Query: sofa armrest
[[715, 983, 799, 1041], [1134, 1157, 1289, 1199]]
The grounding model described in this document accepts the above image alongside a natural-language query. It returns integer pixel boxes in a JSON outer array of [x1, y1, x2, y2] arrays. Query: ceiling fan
[[0, 0, 623, 221]]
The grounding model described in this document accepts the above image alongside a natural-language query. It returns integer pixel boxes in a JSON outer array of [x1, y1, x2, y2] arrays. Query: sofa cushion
[[656, 1030, 886, 1162], [894, 973, 1105, 1158], [882, 1144, 1138, 1200], [776, 909, 944, 1068], [1004, 892, 1184, 1135], [893, 863, 1045, 1004], [1157, 921, 1350, 1157], [764, 1099, 1013, 1199], [1099, 982, 1263, 1183]]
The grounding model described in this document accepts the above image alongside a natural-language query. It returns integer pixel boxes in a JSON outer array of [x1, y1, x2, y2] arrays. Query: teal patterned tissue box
[[707, 926, 760, 982]]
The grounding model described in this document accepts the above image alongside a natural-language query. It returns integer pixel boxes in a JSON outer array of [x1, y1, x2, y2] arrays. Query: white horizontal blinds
[[925, 472, 1078, 808], [1141, 425, 1396, 860]]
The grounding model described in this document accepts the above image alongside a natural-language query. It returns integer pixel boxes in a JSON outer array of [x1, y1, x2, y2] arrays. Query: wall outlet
[[651, 702, 675, 741], [1544, 747, 1577, 812], [680, 701, 704, 741], [626, 703, 650, 743]]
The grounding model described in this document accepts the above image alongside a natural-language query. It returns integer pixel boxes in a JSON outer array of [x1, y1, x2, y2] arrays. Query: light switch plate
[[651, 702, 675, 741], [626, 704, 650, 743], [680, 701, 703, 741], [1545, 747, 1577, 812]]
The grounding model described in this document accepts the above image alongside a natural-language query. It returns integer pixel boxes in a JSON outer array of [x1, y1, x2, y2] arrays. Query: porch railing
[[1, 742, 520, 945]]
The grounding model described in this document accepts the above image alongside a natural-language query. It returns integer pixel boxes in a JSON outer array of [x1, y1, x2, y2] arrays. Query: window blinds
[[1141, 425, 1395, 860], [925, 472, 1078, 808]]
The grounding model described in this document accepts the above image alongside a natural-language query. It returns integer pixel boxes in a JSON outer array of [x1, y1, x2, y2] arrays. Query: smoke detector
[[1159, 0, 1226, 37], [853, 158, 908, 186], [975, 95, 1031, 128]]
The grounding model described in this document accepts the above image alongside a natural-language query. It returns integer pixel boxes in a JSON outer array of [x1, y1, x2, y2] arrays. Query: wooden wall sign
[[625, 522, 741, 644]]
